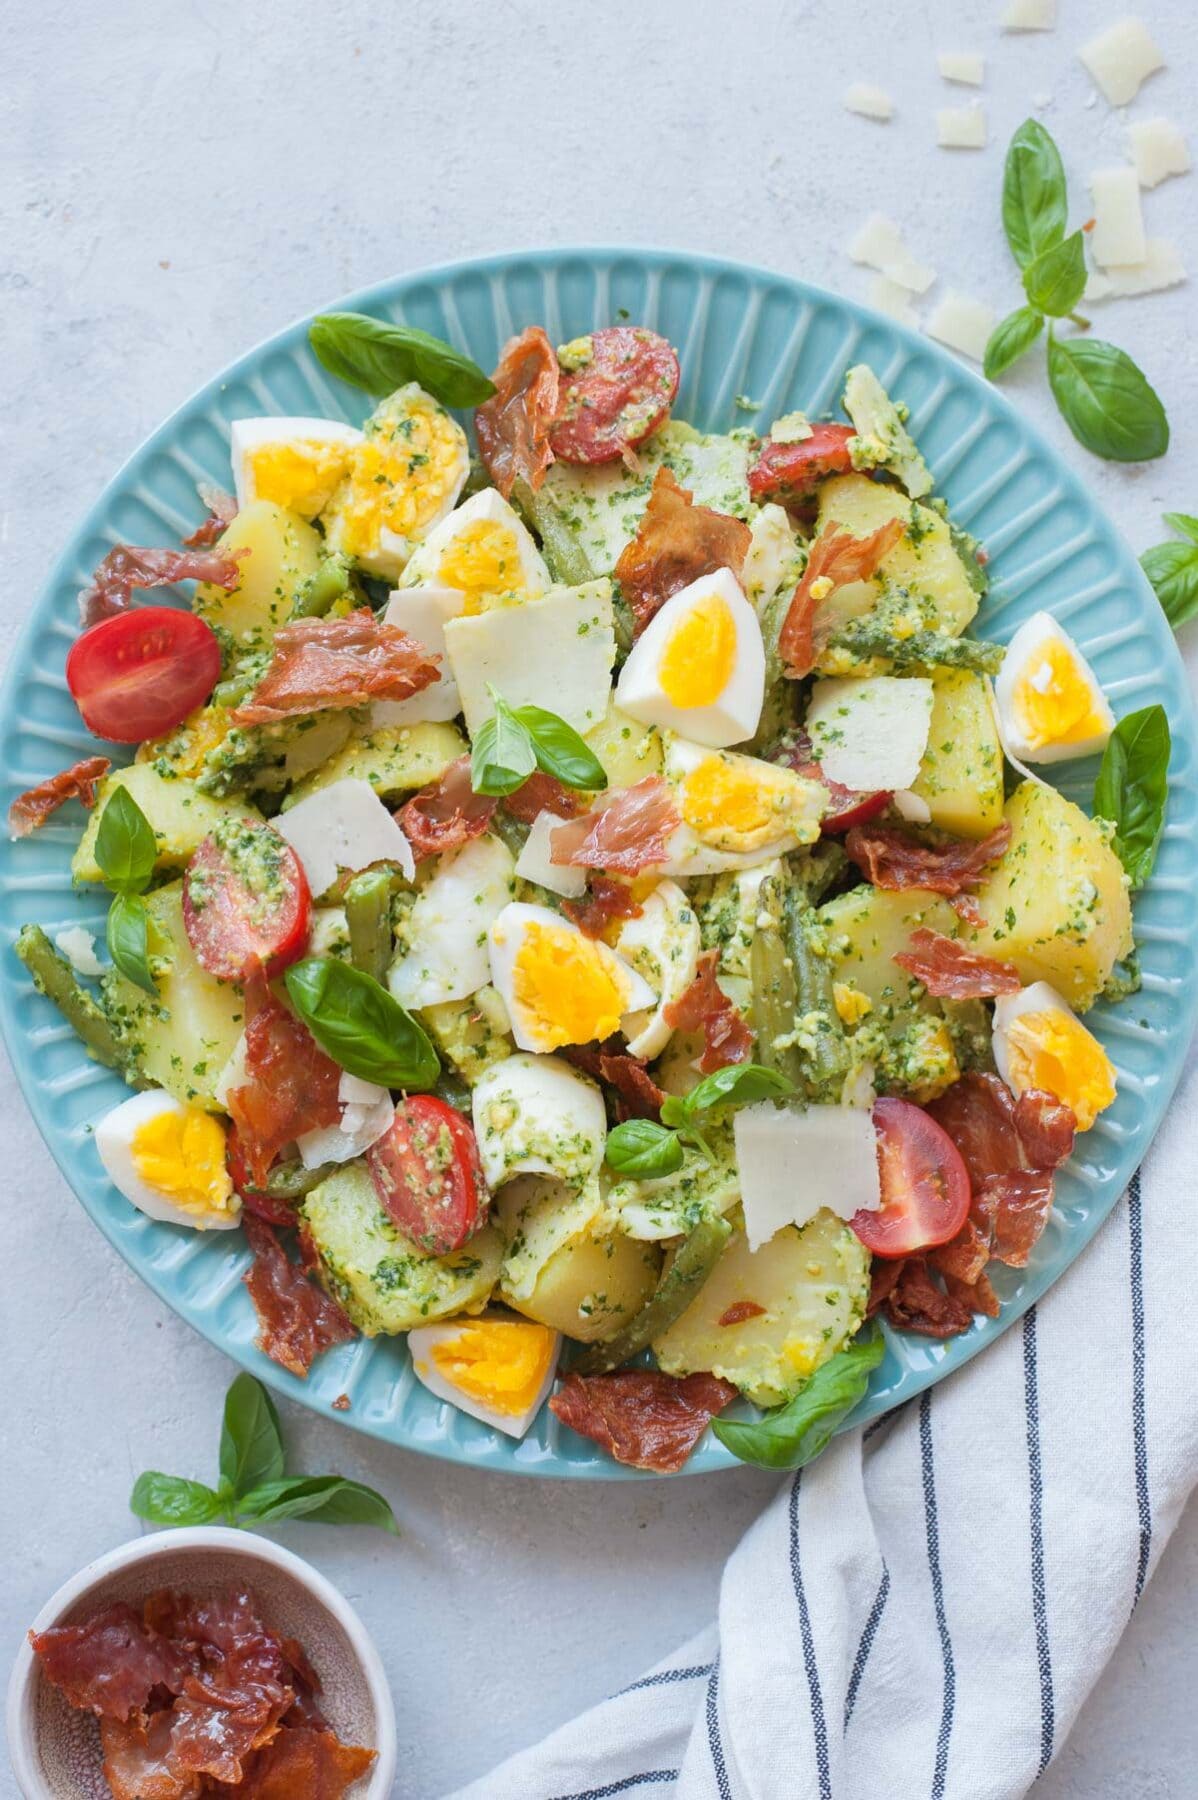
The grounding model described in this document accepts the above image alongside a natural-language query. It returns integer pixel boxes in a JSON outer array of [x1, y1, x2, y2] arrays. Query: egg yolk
[[1005, 1009, 1116, 1131], [137, 704, 230, 779], [511, 921, 632, 1050], [1013, 642, 1108, 749], [429, 1321, 556, 1415], [247, 440, 353, 518], [332, 399, 463, 556], [658, 595, 737, 709], [131, 1108, 237, 1225], [680, 755, 813, 850], [438, 520, 523, 603]]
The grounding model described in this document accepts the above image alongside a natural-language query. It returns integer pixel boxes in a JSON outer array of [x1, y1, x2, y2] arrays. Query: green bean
[[749, 876, 803, 1089], [574, 1215, 732, 1376], [512, 479, 597, 587], [825, 618, 1005, 675], [784, 890, 850, 1100], [490, 808, 530, 861], [749, 590, 800, 756], [15, 925, 126, 1073], [255, 1158, 338, 1200], [291, 553, 352, 619], [788, 841, 849, 908], [345, 868, 395, 984], [433, 1067, 473, 1114]]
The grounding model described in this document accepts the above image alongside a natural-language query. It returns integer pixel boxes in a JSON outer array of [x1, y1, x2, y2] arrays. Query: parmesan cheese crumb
[[869, 275, 921, 328], [1079, 17, 1165, 107], [937, 105, 987, 150], [1089, 167, 1147, 269], [1086, 238, 1187, 301], [936, 51, 984, 85], [926, 291, 997, 363], [843, 83, 895, 121], [1129, 117, 1191, 189], [54, 926, 103, 978], [1001, 0, 1055, 29]]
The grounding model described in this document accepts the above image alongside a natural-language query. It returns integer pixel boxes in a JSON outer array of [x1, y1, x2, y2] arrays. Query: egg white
[[407, 1314, 561, 1438], [95, 1089, 241, 1231], [487, 902, 656, 1054], [993, 612, 1114, 764], [398, 487, 550, 598], [654, 735, 825, 875], [992, 979, 1117, 1130], [616, 879, 703, 1060], [471, 1051, 607, 1191], [615, 566, 765, 747], [229, 416, 363, 516], [321, 384, 469, 578], [389, 834, 515, 1010], [374, 585, 465, 725]]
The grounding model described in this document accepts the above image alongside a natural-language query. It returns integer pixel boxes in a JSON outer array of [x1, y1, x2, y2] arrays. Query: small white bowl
[[6, 1527, 396, 1800]]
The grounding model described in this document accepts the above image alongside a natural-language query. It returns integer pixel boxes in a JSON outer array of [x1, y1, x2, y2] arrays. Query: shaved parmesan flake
[[1001, 0, 1055, 27], [1079, 17, 1164, 107], [1089, 167, 1147, 268], [892, 789, 933, 824], [937, 105, 987, 149], [1086, 238, 1187, 300], [926, 291, 997, 363], [843, 83, 894, 121], [868, 276, 921, 328], [296, 1071, 394, 1169], [1129, 117, 1191, 188], [848, 213, 906, 269], [735, 1103, 881, 1249], [881, 253, 937, 295], [515, 811, 588, 898], [277, 776, 415, 894], [937, 51, 984, 85], [806, 676, 934, 793], [213, 1033, 249, 1111], [55, 926, 103, 977]]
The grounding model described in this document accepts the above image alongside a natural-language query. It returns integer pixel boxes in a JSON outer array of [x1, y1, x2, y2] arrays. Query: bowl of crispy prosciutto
[[6, 1527, 395, 1800]]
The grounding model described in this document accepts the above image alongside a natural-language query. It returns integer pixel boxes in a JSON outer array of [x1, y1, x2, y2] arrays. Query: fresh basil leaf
[[130, 1472, 227, 1526], [94, 786, 156, 895], [712, 1327, 885, 1470], [515, 702, 609, 792], [1162, 512, 1198, 546], [309, 312, 496, 407], [237, 1474, 399, 1533], [1093, 704, 1171, 890], [1022, 230, 1087, 318], [1046, 334, 1169, 463], [107, 893, 156, 995], [984, 306, 1044, 381], [219, 1373, 285, 1496], [604, 1118, 684, 1178], [1141, 539, 1198, 628], [681, 1063, 796, 1121], [470, 697, 538, 797], [1002, 118, 1068, 271], [285, 957, 440, 1089]]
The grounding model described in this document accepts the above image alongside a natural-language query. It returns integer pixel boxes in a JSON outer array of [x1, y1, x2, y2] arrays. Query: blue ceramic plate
[[2, 249, 1194, 1478]]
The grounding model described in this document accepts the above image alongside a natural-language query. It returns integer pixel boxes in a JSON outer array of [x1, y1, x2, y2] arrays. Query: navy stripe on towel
[[551, 1774, 679, 1800], [1022, 1306, 1055, 1772], [1128, 1169, 1152, 1606], [789, 1472, 832, 1800], [705, 1661, 733, 1800], [844, 1564, 890, 1730], [615, 1665, 714, 1699], [919, 1390, 956, 1800]]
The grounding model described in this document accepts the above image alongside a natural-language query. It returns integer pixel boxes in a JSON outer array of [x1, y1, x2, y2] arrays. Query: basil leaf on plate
[[470, 695, 538, 797], [1093, 704, 1171, 890], [984, 305, 1044, 381], [129, 1472, 227, 1526], [712, 1327, 886, 1470], [672, 1063, 795, 1123], [309, 312, 496, 407], [285, 957, 440, 1089], [1046, 334, 1169, 463], [237, 1474, 399, 1534], [516, 701, 608, 793], [94, 786, 156, 895], [605, 1118, 685, 1178], [1141, 514, 1198, 628], [219, 1373, 285, 1495], [106, 892, 156, 995], [1022, 230, 1087, 318], [1002, 118, 1068, 270]]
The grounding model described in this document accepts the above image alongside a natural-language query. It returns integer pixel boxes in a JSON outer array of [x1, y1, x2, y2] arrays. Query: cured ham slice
[[844, 820, 1011, 896], [893, 928, 1021, 998], [8, 755, 109, 837], [662, 950, 753, 1074], [227, 971, 342, 1188], [503, 770, 586, 823], [563, 1037, 664, 1120], [779, 518, 905, 677], [79, 546, 243, 628], [233, 610, 439, 725], [613, 466, 751, 637], [550, 1369, 737, 1472], [549, 777, 680, 875], [474, 326, 560, 498], [242, 1217, 356, 1377], [562, 876, 643, 938], [398, 756, 496, 858]]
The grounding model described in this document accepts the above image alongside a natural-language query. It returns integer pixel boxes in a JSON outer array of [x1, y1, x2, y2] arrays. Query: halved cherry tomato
[[851, 1097, 971, 1258], [771, 731, 891, 834], [226, 1124, 298, 1227], [65, 606, 222, 743], [183, 821, 311, 983], [549, 327, 680, 464], [367, 1095, 487, 1255], [747, 423, 856, 504]]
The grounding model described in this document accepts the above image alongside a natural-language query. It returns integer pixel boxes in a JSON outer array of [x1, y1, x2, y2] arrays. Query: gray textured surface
[[2, 2, 1195, 1795]]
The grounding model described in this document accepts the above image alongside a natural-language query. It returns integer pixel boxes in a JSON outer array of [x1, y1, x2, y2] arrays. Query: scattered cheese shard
[[375, 585, 463, 724], [848, 213, 906, 268], [1089, 167, 1147, 268], [444, 581, 616, 739], [926, 291, 997, 362], [55, 926, 102, 977], [1079, 17, 1164, 106], [938, 105, 987, 149], [937, 51, 985, 85], [1086, 238, 1187, 300], [843, 83, 894, 121], [1001, 0, 1055, 28], [868, 275, 921, 328], [277, 776, 415, 894], [806, 676, 934, 793], [882, 252, 937, 295], [734, 1103, 881, 1249], [514, 810, 588, 898], [1129, 117, 1191, 188]]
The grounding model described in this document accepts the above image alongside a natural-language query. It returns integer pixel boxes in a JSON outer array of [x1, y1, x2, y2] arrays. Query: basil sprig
[[471, 687, 608, 798], [309, 312, 496, 407], [285, 956, 439, 1089], [712, 1326, 885, 1470], [1093, 705, 1171, 891], [985, 119, 1169, 463], [1141, 512, 1198, 629], [131, 1373, 398, 1534], [606, 1064, 794, 1175], [605, 1117, 685, 1178], [93, 786, 158, 995]]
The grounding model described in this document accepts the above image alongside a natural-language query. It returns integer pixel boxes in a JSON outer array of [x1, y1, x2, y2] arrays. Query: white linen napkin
[[448, 1045, 1198, 1800]]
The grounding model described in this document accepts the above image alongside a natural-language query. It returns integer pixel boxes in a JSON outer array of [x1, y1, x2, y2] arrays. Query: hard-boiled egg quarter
[[992, 981, 1116, 1131], [488, 902, 657, 1054], [321, 383, 469, 578], [398, 487, 550, 602], [616, 878, 703, 1061], [96, 1089, 241, 1230], [615, 567, 765, 747], [994, 612, 1114, 764], [407, 1315, 561, 1438], [471, 1051, 607, 1191], [230, 417, 364, 519]]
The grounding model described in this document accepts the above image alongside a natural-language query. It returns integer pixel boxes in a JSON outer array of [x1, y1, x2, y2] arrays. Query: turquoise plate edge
[[1, 245, 1194, 1480]]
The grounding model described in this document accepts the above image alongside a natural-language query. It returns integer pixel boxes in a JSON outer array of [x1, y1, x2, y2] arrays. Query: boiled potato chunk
[[73, 764, 260, 883], [653, 1209, 870, 1407], [420, 987, 514, 1087], [583, 700, 663, 790], [510, 1229, 662, 1343], [285, 720, 466, 806], [194, 500, 323, 651], [908, 670, 1004, 840], [963, 780, 1133, 1010]]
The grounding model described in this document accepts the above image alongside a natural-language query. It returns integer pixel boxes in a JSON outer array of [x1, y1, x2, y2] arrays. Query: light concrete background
[[2, 1, 1195, 1795]]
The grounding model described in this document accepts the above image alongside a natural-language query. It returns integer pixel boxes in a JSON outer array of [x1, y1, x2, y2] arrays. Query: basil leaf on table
[[237, 1474, 399, 1533], [94, 786, 156, 894], [1093, 704, 1171, 890], [712, 1326, 886, 1471], [1141, 514, 1198, 628], [470, 696, 538, 797], [285, 957, 440, 1089], [219, 1371, 285, 1494], [983, 306, 1044, 381], [1021, 230, 1087, 318], [1047, 334, 1169, 463], [605, 1118, 685, 1178], [106, 892, 156, 995], [309, 312, 496, 407], [129, 1472, 227, 1527], [517, 702, 608, 793], [1002, 118, 1068, 271]]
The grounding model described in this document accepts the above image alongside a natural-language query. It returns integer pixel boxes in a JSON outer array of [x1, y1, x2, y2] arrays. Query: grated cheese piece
[[937, 105, 987, 149], [843, 83, 894, 121], [1001, 0, 1055, 29], [55, 926, 103, 978], [1086, 238, 1187, 300], [868, 275, 921, 328], [881, 252, 937, 295], [937, 51, 985, 85], [277, 777, 416, 894], [807, 676, 934, 793], [734, 1103, 881, 1249], [514, 811, 588, 898], [1129, 117, 1191, 188], [1079, 17, 1164, 107], [926, 291, 997, 362], [1089, 167, 1147, 268]]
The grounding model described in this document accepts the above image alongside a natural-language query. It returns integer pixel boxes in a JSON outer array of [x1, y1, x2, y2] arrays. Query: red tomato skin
[[367, 1096, 487, 1256], [226, 1126, 298, 1227], [182, 824, 311, 984], [851, 1096, 971, 1258], [65, 607, 223, 743], [820, 787, 892, 834]]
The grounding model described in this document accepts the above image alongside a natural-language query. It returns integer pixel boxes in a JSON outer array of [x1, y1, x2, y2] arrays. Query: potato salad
[[13, 310, 1163, 1475]]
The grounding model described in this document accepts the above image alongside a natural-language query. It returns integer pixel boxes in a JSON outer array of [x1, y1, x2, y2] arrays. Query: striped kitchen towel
[[448, 1047, 1197, 1800]]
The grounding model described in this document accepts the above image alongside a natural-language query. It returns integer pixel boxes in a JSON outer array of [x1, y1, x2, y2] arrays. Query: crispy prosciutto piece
[[747, 423, 857, 505], [549, 1369, 737, 1472], [562, 875, 643, 938], [844, 820, 1012, 897], [778, 517, 905, 677], [613, 466, 752, 637], [232, 610, 439, 726], [718, 1300, 767, 1327], [662, 950, 753, 1074], [503, 769, 586, 823], [869, 1255, 976, 1339], [222, 1725, 377, 1799], [8, 754, 109, 838], [78, 545, 244, 628], [927, 1071, 1075, 1200], [30, 1604, 189, 1721], [770, 729, 890, 834], [227, 970, 342, 1187], [562, 1036, 665, 1120], [242, 1217, 356, 1378], [549, 327, 680, 466], [397, 755, 497, 858], [100, 1712, 198, 1800], [474, 325, 560, 498], [893, 928, 1022, 999], [165, 1594, 294, 1786], [549, 776, 680, 875], [182, 486, 238, 548]]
